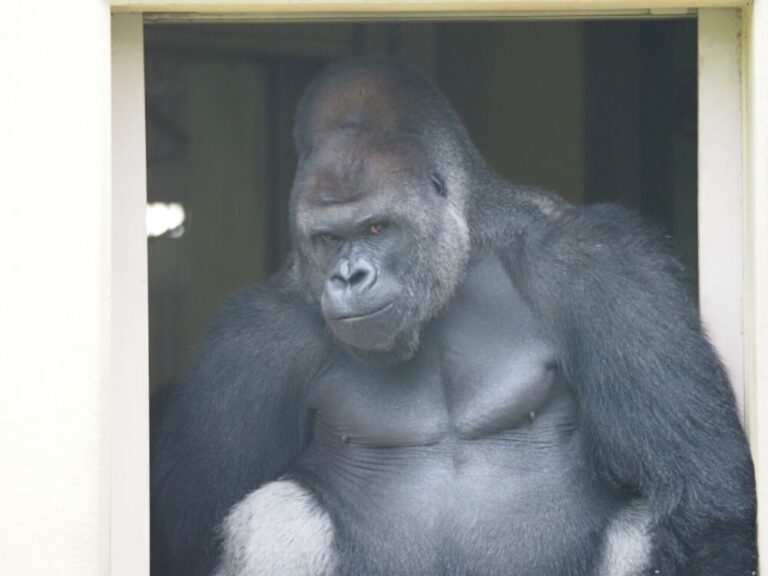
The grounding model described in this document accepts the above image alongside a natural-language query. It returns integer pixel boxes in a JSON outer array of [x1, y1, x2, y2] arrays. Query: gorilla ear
[[430, 173, 447, 198]]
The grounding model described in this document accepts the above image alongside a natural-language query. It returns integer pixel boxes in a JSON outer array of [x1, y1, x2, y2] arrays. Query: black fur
[[151, 60, 756, 576]]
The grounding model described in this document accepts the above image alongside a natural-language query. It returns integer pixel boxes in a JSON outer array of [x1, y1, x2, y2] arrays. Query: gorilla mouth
[[334, 302, 394, 322]]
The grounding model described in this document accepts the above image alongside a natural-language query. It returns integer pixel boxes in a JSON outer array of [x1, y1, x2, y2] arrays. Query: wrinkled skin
[[292, 129, 470, 360]]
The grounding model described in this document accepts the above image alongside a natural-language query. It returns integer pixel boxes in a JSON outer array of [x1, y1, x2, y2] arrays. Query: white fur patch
[[598, 501, 653, 576], [215, 480, 336, 576]]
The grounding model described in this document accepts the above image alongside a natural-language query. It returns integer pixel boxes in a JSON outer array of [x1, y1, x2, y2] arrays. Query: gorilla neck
[[339, 325, 422, 366]]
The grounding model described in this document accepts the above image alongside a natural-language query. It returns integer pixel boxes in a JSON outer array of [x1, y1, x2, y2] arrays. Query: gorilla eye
[[368, 223, 385, 235], [318, 233, 341, 244], [430, 173, 447, 198]]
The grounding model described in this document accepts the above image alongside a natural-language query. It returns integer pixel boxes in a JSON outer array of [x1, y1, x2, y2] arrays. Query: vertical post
[[743, 0, 768, 573], [111, 13, 150, 576], [0, 2, 112, 575], [697, 9, 745, 416]]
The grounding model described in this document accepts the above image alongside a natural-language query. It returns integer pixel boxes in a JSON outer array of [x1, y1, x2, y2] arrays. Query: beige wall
[[0, 1, 112, 575]]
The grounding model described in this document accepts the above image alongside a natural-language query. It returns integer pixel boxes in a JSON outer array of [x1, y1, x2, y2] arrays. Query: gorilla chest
[[311, 255, 562, 445]]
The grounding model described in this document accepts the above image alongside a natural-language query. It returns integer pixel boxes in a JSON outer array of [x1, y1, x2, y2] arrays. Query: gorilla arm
[[505, 203, 756, 574], [150, 276, 326, 576]]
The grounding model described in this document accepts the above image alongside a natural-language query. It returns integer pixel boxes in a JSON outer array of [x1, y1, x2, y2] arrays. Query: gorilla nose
[[330, 258, 377, 292]]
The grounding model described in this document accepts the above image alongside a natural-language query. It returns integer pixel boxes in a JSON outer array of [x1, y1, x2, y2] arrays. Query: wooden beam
[[112, 0, 743, 17]]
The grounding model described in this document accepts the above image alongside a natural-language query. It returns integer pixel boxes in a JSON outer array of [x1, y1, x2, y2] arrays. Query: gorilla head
[[290, 61, 477, 359]]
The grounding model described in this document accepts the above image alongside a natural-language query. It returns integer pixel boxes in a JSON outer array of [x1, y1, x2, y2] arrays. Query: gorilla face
[[293, 131, 470, 359]]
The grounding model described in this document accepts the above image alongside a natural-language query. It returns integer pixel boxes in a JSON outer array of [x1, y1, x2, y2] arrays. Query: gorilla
[[151, 60, 756, 576]]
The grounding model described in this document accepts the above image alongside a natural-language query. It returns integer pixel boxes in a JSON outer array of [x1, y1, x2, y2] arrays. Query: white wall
[[0, 2, 112, 575]]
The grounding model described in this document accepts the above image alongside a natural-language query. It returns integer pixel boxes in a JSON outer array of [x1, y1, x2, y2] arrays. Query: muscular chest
[[309, 255, 562, 446]]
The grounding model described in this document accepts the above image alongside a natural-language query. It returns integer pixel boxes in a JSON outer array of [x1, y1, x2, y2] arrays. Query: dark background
[[144, 19, 697, 394]]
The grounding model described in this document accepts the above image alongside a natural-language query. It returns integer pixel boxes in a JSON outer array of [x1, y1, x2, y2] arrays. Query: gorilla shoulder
[[197, 276, 328, 379]]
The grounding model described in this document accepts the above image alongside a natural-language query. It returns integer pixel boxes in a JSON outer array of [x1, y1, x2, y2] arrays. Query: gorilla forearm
[[151, 279, 327, 576], [504, 202, 756, 572]]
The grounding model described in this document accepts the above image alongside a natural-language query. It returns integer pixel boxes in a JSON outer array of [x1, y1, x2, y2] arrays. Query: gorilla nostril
[[348, 269, 369, 287]]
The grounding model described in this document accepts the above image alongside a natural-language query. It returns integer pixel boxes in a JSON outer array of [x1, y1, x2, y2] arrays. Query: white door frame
[[109, 5, 768, 575], [109, 6, 768, 575]]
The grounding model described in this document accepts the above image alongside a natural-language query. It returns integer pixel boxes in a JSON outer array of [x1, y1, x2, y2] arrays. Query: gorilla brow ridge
[[300, 132, 430, 208]]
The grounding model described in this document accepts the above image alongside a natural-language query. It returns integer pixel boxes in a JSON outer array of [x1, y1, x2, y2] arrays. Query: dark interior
[[144, 19, 698, 394]]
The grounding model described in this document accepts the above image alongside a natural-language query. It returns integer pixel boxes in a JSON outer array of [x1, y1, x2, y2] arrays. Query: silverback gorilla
[[151, 60, 756, 576]]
